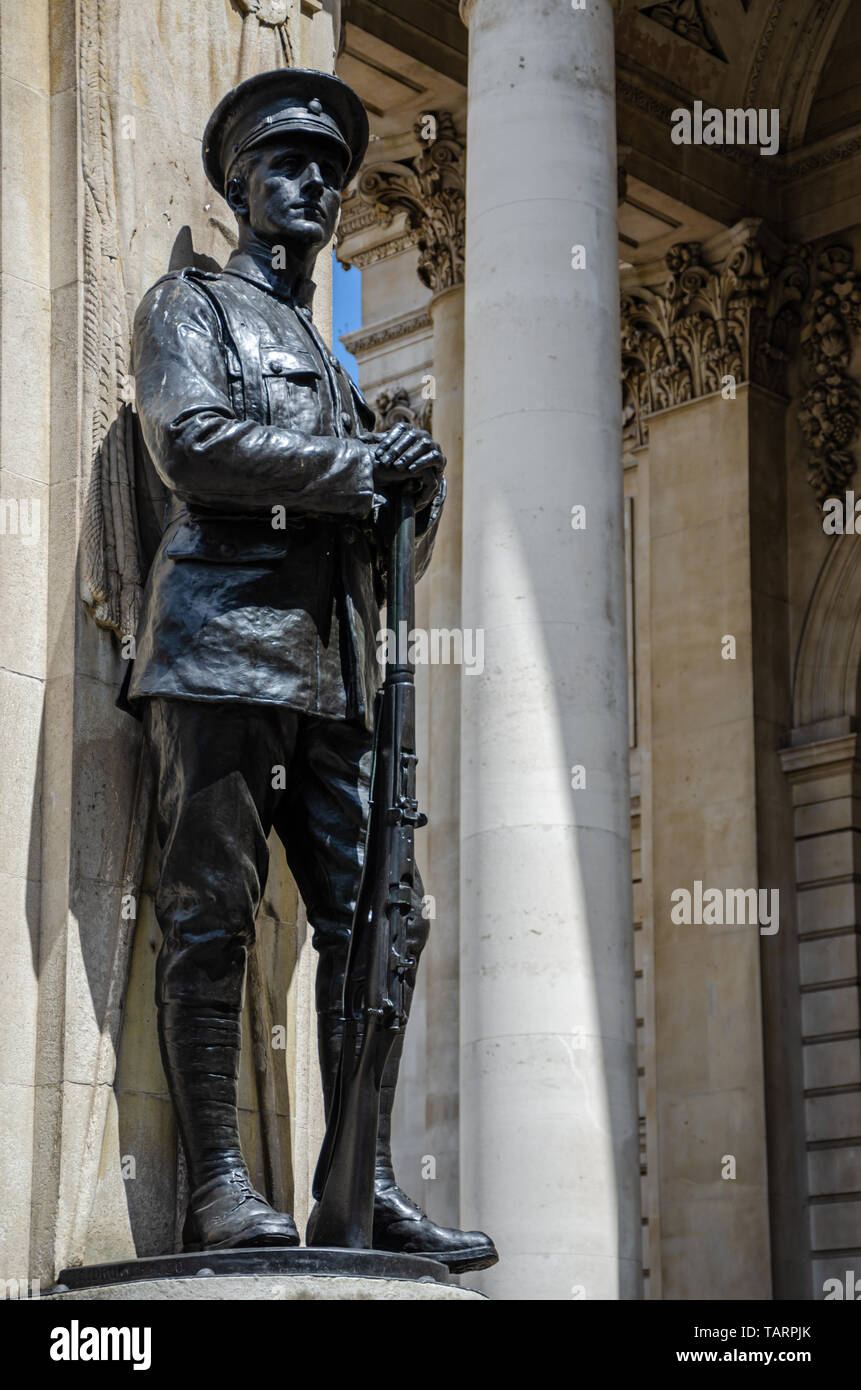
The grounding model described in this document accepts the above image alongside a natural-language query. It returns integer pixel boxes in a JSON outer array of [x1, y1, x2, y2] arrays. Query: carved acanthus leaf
[[356, 112, 465, 294], [621, 224, 809, 450], [799, 245, 861, 503]]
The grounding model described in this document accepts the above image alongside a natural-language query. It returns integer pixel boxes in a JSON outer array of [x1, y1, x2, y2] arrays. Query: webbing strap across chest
[[177, 267, 373, 434], [179, 268, 269, 425]]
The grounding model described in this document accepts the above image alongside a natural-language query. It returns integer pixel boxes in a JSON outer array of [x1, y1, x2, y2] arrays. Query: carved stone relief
[[799, 245, 861, 503], [69, 0, 304, 1275], [639, 0, 727, 62], [374, 385, 433, 435]]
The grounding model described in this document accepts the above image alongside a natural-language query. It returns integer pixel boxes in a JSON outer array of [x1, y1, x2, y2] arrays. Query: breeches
[[143, 698, 428, 1015]]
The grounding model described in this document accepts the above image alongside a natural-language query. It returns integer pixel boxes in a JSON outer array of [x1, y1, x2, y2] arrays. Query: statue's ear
[[226, 174, 248, 219]]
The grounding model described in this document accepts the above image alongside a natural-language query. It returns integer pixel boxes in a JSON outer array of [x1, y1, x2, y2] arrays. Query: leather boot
[[315, 1010, 499, 1273], [158, 1002, 299, 1252], [372, 1029, 498, 1272]]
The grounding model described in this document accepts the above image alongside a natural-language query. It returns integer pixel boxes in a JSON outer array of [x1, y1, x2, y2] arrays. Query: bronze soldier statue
[[125, 67, 497, 1273]]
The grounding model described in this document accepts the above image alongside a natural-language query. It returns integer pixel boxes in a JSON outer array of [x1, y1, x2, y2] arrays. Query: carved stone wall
[[3, 0, 340, 1286]]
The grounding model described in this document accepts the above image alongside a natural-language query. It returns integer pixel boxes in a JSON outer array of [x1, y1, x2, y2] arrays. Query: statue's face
[[229, 133, 347, 250]]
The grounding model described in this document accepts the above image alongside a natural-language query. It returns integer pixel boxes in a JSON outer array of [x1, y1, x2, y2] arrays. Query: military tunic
[[128, 255, 443, 731]]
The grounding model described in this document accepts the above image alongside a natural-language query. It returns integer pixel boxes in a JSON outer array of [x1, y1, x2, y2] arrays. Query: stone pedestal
[[43, 1249, 486, 1302]]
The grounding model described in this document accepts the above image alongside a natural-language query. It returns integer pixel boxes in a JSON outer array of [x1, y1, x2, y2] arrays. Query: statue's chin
[[258, 223, 330, 256]]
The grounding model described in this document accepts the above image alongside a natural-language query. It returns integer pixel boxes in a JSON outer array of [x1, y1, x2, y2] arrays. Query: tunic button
[[269, 357, 286, 374], [341, 411, 354, 433], [218, 541, 236, 558]]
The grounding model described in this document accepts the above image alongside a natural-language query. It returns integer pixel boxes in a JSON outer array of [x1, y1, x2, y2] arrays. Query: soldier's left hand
[[374, 423, 446, 477]]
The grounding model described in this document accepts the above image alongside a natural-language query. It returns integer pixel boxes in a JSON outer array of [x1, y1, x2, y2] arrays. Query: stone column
[[423, 279, 464, 1224], [458, 0, 641, 1299]]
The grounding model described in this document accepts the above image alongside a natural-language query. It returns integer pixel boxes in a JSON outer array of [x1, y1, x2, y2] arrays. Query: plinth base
[[44, 1248, 486, 1301]]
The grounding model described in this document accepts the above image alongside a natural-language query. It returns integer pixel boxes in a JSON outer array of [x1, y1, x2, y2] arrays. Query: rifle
[[306, 483, 426, 1248]]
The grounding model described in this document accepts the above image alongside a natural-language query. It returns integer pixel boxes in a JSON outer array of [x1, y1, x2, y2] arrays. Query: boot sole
[[396, 1244, 499, 1274], [185, 1228, 301, 1253]]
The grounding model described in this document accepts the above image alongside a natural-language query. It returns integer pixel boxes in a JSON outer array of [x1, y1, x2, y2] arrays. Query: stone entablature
[[341, 306, 432, 360]]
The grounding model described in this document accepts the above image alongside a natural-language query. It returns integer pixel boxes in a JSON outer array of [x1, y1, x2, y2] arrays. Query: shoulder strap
[[349, 376, 377, 431], [179, 268, 268, 425]]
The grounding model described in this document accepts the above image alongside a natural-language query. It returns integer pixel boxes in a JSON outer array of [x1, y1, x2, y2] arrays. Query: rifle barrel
[[307, 482, 421, 1249]]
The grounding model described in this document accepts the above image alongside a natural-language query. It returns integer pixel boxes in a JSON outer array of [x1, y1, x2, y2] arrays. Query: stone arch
[[784, 0, 854, 147], [798, 0, 861, 145], [792, 534, 861, 731]]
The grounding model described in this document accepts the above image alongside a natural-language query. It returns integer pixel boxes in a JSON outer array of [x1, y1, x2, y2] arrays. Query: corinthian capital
[[621, 220, 809, 450], [356, 112, 465, 295]]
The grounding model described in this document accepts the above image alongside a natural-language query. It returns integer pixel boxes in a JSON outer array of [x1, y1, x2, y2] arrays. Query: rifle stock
[[307, 486, 424, 1249]]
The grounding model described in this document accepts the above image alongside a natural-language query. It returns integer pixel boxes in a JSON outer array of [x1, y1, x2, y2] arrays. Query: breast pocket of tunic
[[260, 344, 323, 432]]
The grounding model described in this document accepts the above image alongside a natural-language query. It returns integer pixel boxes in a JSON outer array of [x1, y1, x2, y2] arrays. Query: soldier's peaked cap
[[203, 68, 369, 196]]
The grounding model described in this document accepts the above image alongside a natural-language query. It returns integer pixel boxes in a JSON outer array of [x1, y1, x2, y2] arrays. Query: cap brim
[[203, 68, 369, 196], [237, 120, 352, 174]]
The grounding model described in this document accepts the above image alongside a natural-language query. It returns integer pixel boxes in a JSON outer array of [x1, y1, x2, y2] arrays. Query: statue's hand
[[372, 423, 445, 505]]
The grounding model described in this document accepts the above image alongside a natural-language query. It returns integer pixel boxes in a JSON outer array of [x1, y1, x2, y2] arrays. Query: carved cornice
[[621, 221, 809, 449], [338, 196, 382, 240], [341, 307, 432, 357], [344, 231, 420, 270], [799, 245, 861, 503], [616, 51, 861, 184], [778, 125, 861, 182], [354, 112, 465, 295], [615, 72, 773, 174]]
